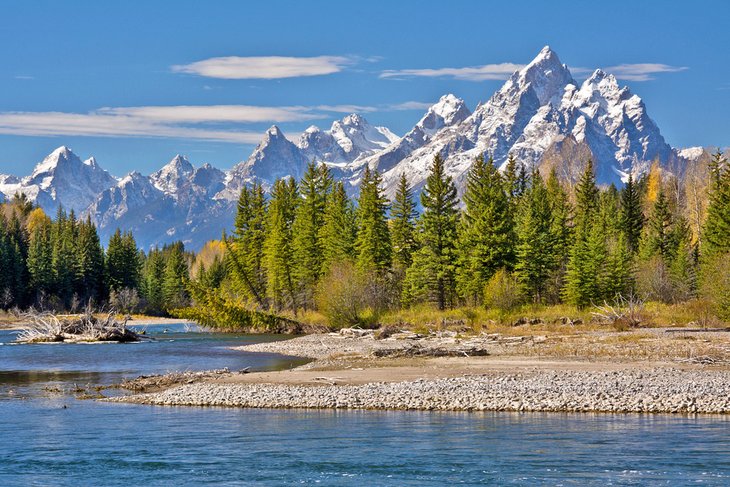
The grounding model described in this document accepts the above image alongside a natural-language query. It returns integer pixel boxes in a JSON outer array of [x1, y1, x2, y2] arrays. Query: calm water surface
[[1, 324, 729, 486]]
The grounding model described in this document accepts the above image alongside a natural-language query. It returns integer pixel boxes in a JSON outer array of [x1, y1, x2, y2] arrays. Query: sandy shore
[[109, 328, 730, 414]]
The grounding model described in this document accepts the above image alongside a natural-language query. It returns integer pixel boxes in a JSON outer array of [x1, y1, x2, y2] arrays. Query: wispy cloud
[[380, 63, 523, 81], [0, 105, 332, 143], [315, 104, 378, 113], [97, 105, 320, 123], [386, 101, 434, 111], [602, 63, 688, 82], [172, 55, 352, 80], [14, 75, 35, 80]]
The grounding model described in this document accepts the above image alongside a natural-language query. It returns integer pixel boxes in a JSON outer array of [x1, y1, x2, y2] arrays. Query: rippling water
[[1, 324, 729, 485]]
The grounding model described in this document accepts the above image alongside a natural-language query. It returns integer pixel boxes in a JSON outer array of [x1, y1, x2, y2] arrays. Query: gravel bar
[[111, 368, 730, 414]]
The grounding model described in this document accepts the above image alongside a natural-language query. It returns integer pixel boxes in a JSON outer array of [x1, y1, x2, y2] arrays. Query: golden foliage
[[26, 208, 50, 234], [645, 159, 663, 204], [192, 239, 226, 275]]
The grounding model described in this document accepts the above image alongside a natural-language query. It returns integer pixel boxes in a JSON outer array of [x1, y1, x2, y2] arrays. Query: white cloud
[[0, 99, 444, 142], [386, 101, 434, 111], [602, 63, 688, 82], [315, 104, 378, 113], [0, 105, 333, 143], [172, 55, 352, 79], [98, 105, 319, 123], [380, 63, 523, 81]]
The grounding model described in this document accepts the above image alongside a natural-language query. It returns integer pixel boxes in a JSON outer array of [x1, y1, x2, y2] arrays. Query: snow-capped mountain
[[378, 46, 674, 196], [90, 158, 230, 250], [0, 47, 693, 250], [299, 113, 398, 166], [356, 94, 471, 190], [0, 146, 117, 213]]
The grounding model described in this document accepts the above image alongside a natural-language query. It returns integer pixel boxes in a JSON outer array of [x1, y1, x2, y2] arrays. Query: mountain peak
[[513, 46, 575, 105], [31, 146, 82, 179], [265, 125, 285, 139], [340, 113, 366, 127], [151, 154, 195, 195]]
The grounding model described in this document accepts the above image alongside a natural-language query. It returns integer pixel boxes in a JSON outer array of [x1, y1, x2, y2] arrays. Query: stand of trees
[[0, 195, 192, 315], [186, 153, 730, 330], [2, 150, 729, 327]]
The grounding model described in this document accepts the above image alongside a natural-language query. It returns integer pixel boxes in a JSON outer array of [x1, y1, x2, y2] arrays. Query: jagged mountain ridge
[[0, 146, 117, 213], [0, 47, 693, 249]]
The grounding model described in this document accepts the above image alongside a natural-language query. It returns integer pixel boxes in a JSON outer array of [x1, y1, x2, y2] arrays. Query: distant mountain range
[[0, 47, 712, 250]]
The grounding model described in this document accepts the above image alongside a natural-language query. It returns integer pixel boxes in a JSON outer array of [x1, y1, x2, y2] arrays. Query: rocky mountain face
[[376, 46, 675, 197], [0, 146, 117, 213], [89, 155, 230, 250], [0, 47, 693, 249]]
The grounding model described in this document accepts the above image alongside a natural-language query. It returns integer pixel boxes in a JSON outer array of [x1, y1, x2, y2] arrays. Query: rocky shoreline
[[108, 330, 730, 414], [110, 367, 730, 414]]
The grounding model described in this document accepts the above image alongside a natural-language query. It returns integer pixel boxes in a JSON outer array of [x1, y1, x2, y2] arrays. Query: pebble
[[112, 368, 730, 414]]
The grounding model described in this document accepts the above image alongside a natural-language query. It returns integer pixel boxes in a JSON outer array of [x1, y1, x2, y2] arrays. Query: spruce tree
[[410, 154, 459, 310], [292, 162, 332, 308], [545, 169, 572, 302], [354, 166, 391, 273], [456, 155, 514, 304], [644, 187, 674, 262], [162, 242, 189, 309], [320, 180, 357, 273], [141, 249, 166, 314], [514, 171, 554, 303], [563, 160, 601, 307], [229, 182, 268, 306], [27, 216, 54, 305], [263, 178, 299, 311], [703, 152, 730, 256], [74, 216, 105, 304], [621, 172, 644, 254], [106, 229, 140, 292], [389, 173, 418, 273]]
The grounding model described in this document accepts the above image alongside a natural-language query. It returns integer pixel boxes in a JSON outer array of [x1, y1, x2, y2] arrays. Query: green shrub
[[483, 268, 523, 311]]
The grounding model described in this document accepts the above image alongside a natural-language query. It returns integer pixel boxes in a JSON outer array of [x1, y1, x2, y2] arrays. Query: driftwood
[[15, 307, 143, 343]]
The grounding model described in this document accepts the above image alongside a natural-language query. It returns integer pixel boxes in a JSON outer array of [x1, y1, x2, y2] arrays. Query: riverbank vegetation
[[1, 151, 729, 333], [178, 151, 730, 332]]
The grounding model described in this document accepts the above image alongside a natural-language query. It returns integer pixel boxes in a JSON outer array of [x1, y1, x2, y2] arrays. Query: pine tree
[[106, 229, 140, 292], [263, 178, 299, 311], [141, 249, 166, 314], [456, 155, 514, 304], [514, 171, 554, 303], [74, 216, 105, 304], [162, 242, 189, 309], [563, 160, 602, 307], [354, 166, 391, 273], [409, 154, 459, 310], [229, 182, 268, 306], [26, 215, 54, 305], [545, 169, 572, 302], [644, 187, 674, 262], [320, 180, 356, 273], [389, 173, 418, 273], [292, 162, 333, 308], [621, 172, 644, 254], [703, 152, 730, 256]]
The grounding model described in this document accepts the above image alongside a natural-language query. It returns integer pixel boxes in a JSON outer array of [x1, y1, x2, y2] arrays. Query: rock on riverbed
[[111, 368, 730, 414]]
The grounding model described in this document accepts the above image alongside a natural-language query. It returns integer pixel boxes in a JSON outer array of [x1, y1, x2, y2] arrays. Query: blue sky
[[1, 0, 728, 176]]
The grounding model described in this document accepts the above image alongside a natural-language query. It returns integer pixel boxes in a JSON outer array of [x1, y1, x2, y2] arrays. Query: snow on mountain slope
[[0, 146, 117, 213], [298, 113, 399, 167], [379, 46, 675, 196], [0, 47, 690, 250], [91, 158, 232, 250], [354, 94, 471, 189], [150, 155, 195, 197]]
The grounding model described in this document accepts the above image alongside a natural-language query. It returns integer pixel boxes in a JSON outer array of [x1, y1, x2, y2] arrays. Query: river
[[1, 324, 729, 485]]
